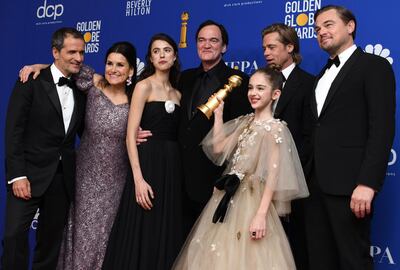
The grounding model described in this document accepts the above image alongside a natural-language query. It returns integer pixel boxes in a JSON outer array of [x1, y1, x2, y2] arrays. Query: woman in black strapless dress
[[102, 33, 183, 270]]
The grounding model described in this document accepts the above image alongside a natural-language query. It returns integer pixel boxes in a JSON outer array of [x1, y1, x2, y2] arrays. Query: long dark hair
[[253, 66, 284, 91], [103, 41, 137, 102], [138, 33, 180, 88]]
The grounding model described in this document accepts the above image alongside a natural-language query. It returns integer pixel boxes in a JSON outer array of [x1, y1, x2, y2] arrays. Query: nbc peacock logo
[[364, 44, 394, 64], [136, 58, 145, 76]]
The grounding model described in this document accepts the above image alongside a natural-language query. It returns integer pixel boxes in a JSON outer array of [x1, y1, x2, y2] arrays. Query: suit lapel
[[42, 68, 63, 119], [274, 66, 300, 117], [187, 69, 202, 119], [65, 87, 79, 137], [310, 76, 320, 120], [314, 48, 362, 119]]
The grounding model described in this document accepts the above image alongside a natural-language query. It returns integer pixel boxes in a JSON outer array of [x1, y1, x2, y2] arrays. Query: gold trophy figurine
[[179, 12, 189, 48], [198, 75, 242, 119]]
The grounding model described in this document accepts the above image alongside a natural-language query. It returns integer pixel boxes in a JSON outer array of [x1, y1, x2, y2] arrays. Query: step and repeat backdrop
[[0, 0, 399, 268]]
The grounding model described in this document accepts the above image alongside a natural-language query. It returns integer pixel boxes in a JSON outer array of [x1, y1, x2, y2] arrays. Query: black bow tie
[[57, 77, 74, 88], [326, 56, 340, 69]]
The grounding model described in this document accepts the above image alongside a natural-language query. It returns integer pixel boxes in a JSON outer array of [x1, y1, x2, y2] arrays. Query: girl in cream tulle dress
[[173, 67, 309, 270]]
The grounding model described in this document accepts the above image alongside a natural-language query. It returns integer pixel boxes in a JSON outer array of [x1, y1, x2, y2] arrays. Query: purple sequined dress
[[57, 66, 129, 270]]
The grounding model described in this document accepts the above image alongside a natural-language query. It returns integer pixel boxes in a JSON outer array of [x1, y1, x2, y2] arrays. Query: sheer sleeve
[[201, 114, 252, 166], [73, 64, 95, 92], [253, 121, 309, 215]]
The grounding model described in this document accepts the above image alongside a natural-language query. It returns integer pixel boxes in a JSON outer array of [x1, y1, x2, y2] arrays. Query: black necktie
[[58, 77, 74, 88], [326, 55, 340, 69]]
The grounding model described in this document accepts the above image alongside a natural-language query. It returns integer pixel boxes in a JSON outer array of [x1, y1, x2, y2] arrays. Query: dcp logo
[[37, 0, 64, 20]]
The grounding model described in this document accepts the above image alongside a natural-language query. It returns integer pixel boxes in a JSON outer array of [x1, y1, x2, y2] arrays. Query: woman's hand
[[134, 178, 154, 210], [213, 99, 224, 119], [213, 98, 224, 127], [19, 64, 46, 83], [249, 213, 267, 240]]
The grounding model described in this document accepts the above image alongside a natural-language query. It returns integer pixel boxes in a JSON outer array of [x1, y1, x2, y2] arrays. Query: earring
[[126, 76, 132, 86]]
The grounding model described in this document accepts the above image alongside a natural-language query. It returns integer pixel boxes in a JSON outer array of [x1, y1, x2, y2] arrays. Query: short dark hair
[[139, 33, 181, 89], [315, 5, 357, 39], [195, 20, 229, 46], [261, 23, 302, 64], [103, 41, 137, 102], [253, 66, 284, 91], [51, 27, 84, 51]]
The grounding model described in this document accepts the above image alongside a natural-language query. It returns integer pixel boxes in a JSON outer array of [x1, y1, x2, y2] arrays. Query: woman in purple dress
[[57, 42, 137, 270]]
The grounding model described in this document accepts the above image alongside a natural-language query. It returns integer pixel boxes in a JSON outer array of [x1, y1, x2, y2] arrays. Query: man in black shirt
[[178, 20, 252, 233]]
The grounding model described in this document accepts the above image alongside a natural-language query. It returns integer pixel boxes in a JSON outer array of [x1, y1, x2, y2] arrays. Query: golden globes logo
[[76, 20, 101, 53], [284, 0, 321, 39], [179, 12, 189, 48], [126, 0, 152, 16]]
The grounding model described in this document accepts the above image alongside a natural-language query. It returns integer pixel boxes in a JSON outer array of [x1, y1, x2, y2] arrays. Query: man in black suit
[[304, 5, 395, 270], [2, 27, 86, 270], [177, 20, 252, 233], [262, 23, 315, 270]]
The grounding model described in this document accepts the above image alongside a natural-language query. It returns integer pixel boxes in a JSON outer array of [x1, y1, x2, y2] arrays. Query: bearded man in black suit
[[305, 5, 395, 270], [2, 27, 86, 270]]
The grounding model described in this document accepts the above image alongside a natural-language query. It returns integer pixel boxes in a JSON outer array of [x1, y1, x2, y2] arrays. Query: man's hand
[[12, 178, 31, 200], [350, 184, 375, 218], [136, 127, 152, 145]]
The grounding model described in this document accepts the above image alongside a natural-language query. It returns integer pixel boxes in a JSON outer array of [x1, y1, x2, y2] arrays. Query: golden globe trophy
[[198, 75, 242, 119], [179, 12, 189, 48]]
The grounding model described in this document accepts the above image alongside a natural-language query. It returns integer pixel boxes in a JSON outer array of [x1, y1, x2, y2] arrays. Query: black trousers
[[303, 174, 373, 270], [281, 199, 309, 270], [2, 166, 70, 270], [182, 193, 208, 239]]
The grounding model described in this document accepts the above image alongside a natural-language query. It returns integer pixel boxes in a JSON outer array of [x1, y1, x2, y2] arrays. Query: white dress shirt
[[9, 64, 75, 184], [51, 64, 75, 133], [315, 44, 357, 116]]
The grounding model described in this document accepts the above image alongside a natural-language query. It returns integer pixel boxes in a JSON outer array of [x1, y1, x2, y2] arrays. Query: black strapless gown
[[102, 101, 183, 270]]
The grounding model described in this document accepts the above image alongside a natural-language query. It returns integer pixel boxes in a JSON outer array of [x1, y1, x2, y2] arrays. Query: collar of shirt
[[50, 63, 72, 85], [281, 62, 296, 81], [196, 59, 226, 78], [315, 44, 357, 116], [326, 44, 357, 72]]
